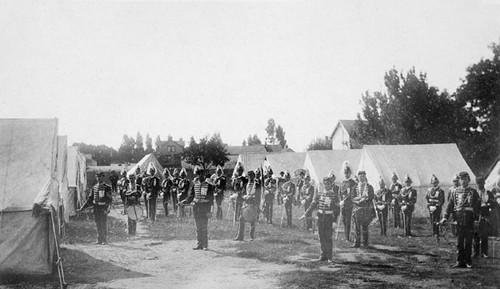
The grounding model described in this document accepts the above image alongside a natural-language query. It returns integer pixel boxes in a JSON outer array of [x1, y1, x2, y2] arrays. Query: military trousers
[[317, 213, 335, 260], [94, 205, 108, 243], [377, 207, 389, 236], [455, 211, 474, 265], [341, 205, 353, 241], [473, 218, 490, 256], [193, 203, 211, 249], [429, 207, 442, 236], [148, 196, 157, 221]]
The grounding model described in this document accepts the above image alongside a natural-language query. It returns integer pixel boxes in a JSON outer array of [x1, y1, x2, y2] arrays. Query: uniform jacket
[[339, 178, 357, 207], [82, 182, 112, 209], [426, 187, 445, 208], [305, 184, 340, 217], [444, 186, 480, 223], [375, 188, 392, 209], [353, 181, 374, 208]]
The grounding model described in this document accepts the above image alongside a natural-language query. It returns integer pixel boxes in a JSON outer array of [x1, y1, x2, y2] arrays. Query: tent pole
[[50, 209, 67, 289]]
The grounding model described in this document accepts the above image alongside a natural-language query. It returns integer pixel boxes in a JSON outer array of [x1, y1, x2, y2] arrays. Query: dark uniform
[[177, 168, 191, 218], [426, 175, 445, 237], [109, 170, 118, 193], [212, 166, 226, 220], [447, 174, 460, 236], [170, 168, 181, 213], [125, 174, 141, 235], [135, 168, 145, 217], [161, 169, 173, 216], [80, 172, 113, 244], [300, 176, 315, 230], [235, 171, 260, 241], [492, 186, 500, 238], [231, 164, 247, 222], [117, 171, 129, 214], [339, 161, 357, 242], [389, 173, 403, 229], [303, 175, 340, 262], [263, 171, 277, 224], [400, 174, 417, 237], [473, 177, 495, 258], [182, 166, 214, 250], [442, 171, 480, 268], [352, 171, 375, 248], [282, 172, 296, 227], [296, 171, 306, 205], [276, 172, 285, 206], [143, 166, 161, 222], [374, 179, 392, 236]]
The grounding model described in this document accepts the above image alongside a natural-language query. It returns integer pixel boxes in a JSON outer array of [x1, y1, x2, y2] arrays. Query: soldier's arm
[[183, 183, 195, 204], [80, 189, 94, 210], [438, 189, 445, 207]]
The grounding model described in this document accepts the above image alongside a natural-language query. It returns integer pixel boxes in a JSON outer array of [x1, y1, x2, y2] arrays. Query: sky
[[1, 0, 500, 151]]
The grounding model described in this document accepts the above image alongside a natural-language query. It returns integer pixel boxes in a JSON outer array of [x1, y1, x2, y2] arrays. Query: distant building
[[330, 120, 363, 150], [156, 136, 185, 167]]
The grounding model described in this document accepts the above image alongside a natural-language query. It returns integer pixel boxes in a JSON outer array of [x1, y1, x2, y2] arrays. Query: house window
[[168, 146, 175, 153]]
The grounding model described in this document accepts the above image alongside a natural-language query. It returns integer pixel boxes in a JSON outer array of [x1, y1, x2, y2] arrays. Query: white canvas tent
[[304, 150, 362, 191], [485, 155, 500, 190], [358, 144, 476, 218], [57, 136, 69, 224], [127, 153, 165, 181], [66, 146, 87, 219], [264, 152, 307, 176], [0, 118, 61, 274], [231, 153, 268, 176]]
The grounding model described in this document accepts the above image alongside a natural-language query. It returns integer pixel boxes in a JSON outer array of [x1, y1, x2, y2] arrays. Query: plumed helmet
[[430, 174, 439, 184], [255, 167, 262, 176], [391, 172, 398, 181], [266, 167, 274, 176], [328, 170, 336, 181], [193, 165, 204, 175], [135, 167, 141, 173], [452, 173, 459, 182], [342, 161, 352, 174], [148, 162, 156, 174], [236, 163, 245, 174], [163, 168, 171, 178], [357, 170, 366, 176], [216, 165, 223, 173], [180, 168, 187, 178], [404, 174, 412, 184], [304, 174, 311, 182]]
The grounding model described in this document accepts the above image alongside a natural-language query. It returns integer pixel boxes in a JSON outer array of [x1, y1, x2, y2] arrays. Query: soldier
[[352, 170, 375, 248], [389, 173, 403, 229], [171, 168, 181, 214], [109, 170, 118, 194], [231, 164, 247, 222], [300, 174, 315, 230], [234, 170, 260, 241], [275, 171, 285, 206], [447, 174, 460, 236], [254, 167, 264, 220], [161, 168, 173, 217], [135, 167, 146, 218], [282, 171, 296, 227], [143, 165, 161, 222], [473, 176, 495, 258], [400, 174, 417, 237], [440, 171, 480, 268], [339, 161, 357, 242], [374, 177, 392, 236], [296, 170, 306, 205], [426, 174, 445, 238], [117, 170, 129, 214], [300, 172, 341, 262], [181, 166, 215, 250], [78, 171, 113, 245], [177, 168, 191, 218], [491, 180, 500, 239], [212, 165, 226, 220], [125, 173, 141, 235], [263, 168, 277, 224]]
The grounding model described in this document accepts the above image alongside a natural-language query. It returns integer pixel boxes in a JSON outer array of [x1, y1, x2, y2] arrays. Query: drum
[[127, 205, 143, 220], [241, 205, 259, 222]]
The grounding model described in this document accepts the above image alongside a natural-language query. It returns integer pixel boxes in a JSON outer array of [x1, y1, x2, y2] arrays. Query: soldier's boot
[[250, 225, 256, 240]]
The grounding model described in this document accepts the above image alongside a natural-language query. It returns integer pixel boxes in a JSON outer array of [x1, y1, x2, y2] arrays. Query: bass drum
[[241, 205, 259, 222], [127, 205, 144, 221]]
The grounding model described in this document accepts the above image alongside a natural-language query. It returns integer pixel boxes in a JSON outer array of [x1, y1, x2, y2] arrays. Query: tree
[[182, 133, 229, 171], [118, 134, 136, 163], [265, 118, 276, 144], [145, 133, 154, 154], [307, 136, 332, 150], [155, 135, 162, 152], [242, 140, 247, 146], [275, 125, 287, 148], [73, 142, 118, 166], [247, 134, 262, 146], [135, 132, 145, 160]]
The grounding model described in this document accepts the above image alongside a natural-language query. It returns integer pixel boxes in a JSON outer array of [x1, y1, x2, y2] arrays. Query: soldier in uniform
[[282, 171, 296, 227], [352, 170, 375, 248], [400, 174, 417, 237], [374, 177, 392, 236], [109, 170, 118, 194], [212, 165, 226, 220], [389, 173, 403, 229], [447, 174, 460, 236], [181, 166, 215, 250], [473, 176, 495, 258], [234, 170, 260, 241], [276, 171, 285, 206], [161, 168, 173, 217], [300, 175, 315, 230], [171, 168, 181, 214], [263, 168, 277, 224], [440, 171, 480, 268], [78, 171, 113, 245], [177, 168, 191, 218], [143, 165, 161, 222], [135, 167, 146, 218], [426, 174, 445, 238], [117, 170, 129, 214], [254, 167, 264, 220], [296, 170, 306, 206], [231, 164, 247, 222], [125, 173, 141, 235], [339, 161, 357, 242], [300, 172, 340, 262], [491, 180, 500, 239]]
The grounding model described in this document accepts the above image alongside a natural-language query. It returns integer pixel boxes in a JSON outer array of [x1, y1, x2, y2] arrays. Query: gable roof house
[[330, 120, 363, 150]]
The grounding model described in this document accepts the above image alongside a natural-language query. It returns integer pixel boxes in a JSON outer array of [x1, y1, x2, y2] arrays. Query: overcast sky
[[1, 0, 499, 151]]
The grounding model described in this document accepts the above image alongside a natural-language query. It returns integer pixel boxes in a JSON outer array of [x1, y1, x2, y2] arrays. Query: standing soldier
[[161, 168, 173, 217], [143, 165, 161, 222], [177, 168, 191, 218], [213, 165, 226, 220], [109, 170, 119, 194], [117, 170, 129, 214], [231, 164, 247, 222], [400, 174, 417, 237], [135, 167, 146, 218], [389, 173, 403, 229], [374, 177, 392, 236], [473, 176, 495, 258], [234, 170, 260, 241], [181, 166, 214, 250], [339, 161, 357, 242], [296, 170, 306, 206], [282, 171, 296, 227], [447, 173, 460, 236], [352, 170, 375, 248], [300, 175, 315, 230], [171, 168, 181, 214], [254, 167, 264, 220], [300, 172, 341, 263], [263, 169, 277, 224], [78, 171, 113, 245], [125, 173, 141, 235], [492, 180, 500, 239], [440, 171, 480, 268], [426, 174, 445, 238]]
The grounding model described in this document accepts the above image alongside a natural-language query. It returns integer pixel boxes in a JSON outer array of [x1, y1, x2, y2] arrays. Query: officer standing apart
[[440, 171, 480, 268], [400, 174, 417, 237], [78, 171, 113, 245], [300, 172, 340, 263], [352, 170, 375, 248], [374, 177, 392, 236], [181, 166, 214, 250], [473, 176, 495, 258], [426, 174, 445, 238], [339, 161, 357, 242]]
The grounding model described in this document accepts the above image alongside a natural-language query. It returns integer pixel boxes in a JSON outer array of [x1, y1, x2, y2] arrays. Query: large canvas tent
[[127, 153, 166, 181], [485, 155, 500, 190], [358, 144, 476, 218], [57, 136, 69, 225], [304, 150, 362, 191], [66, 146, 87, 219], [0, 118, 61, 274], [231, 153, 268, 176], [264, 152, 307, 176]]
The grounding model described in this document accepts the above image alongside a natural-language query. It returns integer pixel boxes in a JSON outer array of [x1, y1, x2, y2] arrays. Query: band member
[[231, 163, 247, 222], [352, 170, 375, 248], [117, 170, 129, 214], [161, 168, 173, 217], [441, 171, 480, 268], [300, 173, 340, 262], [181, 166, 215, 250], [400, 174, 417, 237], [473, 176, 495, 258], [263, 168, 277, 224], [135, 167, 146, 218], [300, 175, 315, 230], [374, 177, 392, 236], [339, 161, 357, 241], [177, 168, 191, 218], [447, 173, 460, 236], [171, 168, 181, 213], [109, 170, 118, 194], [282, 171, 296, 227], [78, 171, 113, 245], [254, 167, 263, 220], [212, 165, 226, 220], [425, 174, 445, 238], [296, 170, 306, 205], [234, 170, 260, 241], [125, 173, 141, 235], [143, 165, 161, 222], [389, 173, 403, 229]]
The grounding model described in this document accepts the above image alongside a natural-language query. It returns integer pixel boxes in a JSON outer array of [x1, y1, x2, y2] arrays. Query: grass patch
[[65, 213, 128, 244]]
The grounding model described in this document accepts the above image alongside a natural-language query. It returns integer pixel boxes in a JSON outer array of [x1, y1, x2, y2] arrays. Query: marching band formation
[[80, 160, 500, 268]]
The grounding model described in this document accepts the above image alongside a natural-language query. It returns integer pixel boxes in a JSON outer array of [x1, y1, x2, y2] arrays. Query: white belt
[[317, 209, 333, 214], [456, 207, 473, 212]]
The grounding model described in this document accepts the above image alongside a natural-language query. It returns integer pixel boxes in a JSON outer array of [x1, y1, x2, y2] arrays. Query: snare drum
[[127, 205, 144, 221]]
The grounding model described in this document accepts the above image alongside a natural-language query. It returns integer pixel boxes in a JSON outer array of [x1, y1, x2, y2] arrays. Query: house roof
[[226, 145, 267, 155], [264, 144, 284, 153], [330, 119, 361, 139]]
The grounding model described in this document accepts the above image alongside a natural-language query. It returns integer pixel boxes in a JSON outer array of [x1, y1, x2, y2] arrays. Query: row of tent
[[233, 143, 478, 218]]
